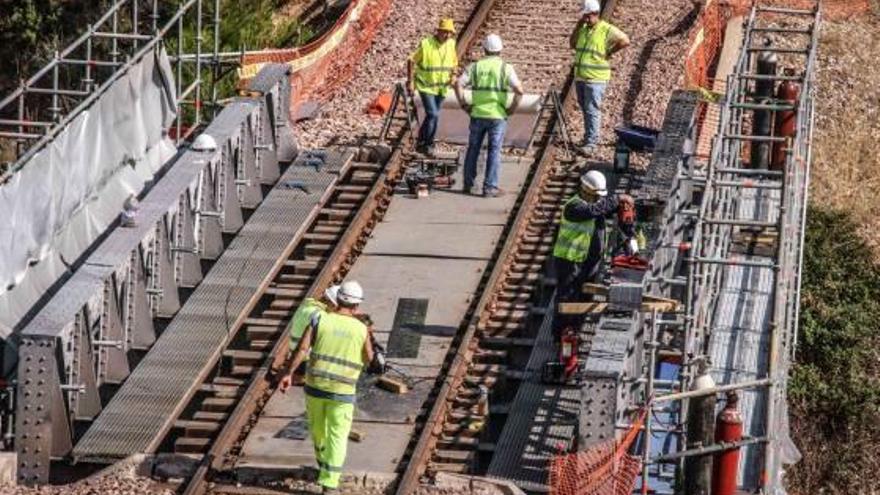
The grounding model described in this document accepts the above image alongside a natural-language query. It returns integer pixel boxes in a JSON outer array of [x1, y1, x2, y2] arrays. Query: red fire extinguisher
[[560, 328, 579, 380], [712, 391, 744, 495], [771, 70, 800, 171]]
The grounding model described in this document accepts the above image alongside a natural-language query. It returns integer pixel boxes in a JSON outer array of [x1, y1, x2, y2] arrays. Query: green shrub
[[788, 205, 880, 492]]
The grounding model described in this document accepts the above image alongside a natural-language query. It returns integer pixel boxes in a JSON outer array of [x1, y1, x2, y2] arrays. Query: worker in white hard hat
[[454, 33, 525, 198], [552, 170, 636, 300], [282, 285, 340, 384], [408, 18, 459, 157], [570, 0, 630, 154], [279, 280, 374, 493]]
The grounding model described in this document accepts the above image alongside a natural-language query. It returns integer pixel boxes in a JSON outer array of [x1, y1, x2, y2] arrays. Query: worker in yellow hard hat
[[408, 18, 458, 157]]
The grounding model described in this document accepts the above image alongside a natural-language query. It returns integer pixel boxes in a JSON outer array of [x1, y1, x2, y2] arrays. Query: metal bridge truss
[[0, 0, 226, 181], [14, 64, 296, 485]]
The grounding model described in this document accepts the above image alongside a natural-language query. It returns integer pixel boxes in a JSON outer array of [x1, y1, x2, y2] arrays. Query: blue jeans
[[576, 81, 607, 146], [417, 92, 445, 147], [464, 118, 507, 191]]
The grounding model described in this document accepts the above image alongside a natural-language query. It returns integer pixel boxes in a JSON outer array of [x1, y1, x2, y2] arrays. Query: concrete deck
[[236, 153, 531, 476]]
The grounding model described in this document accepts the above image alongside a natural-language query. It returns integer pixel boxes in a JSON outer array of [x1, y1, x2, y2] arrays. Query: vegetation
[[788, 206, 880, 493]]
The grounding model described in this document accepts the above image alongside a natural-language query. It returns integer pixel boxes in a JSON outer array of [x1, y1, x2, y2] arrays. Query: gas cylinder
[[712, 391, 744, 495], [750, 44, 778, 169], [771, 71, 800, 171], [560, 328, 579, 379]]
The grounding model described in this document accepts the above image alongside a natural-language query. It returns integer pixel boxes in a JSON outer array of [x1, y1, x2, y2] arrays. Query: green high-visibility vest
[[305, 312, 367, 398], [288, 298, 327, 350], [553, 196, 597, 263], [574, 20, 613, 82], [415, 36, 457, 96], [469, 56, 510, 120]]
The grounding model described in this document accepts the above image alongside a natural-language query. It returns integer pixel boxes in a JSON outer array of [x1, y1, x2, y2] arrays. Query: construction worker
[[454, 34, 524, 198], [408, 18, 458, 156], [553, 170, 636, 301], [570, 0, 630, 154], [279, 281, 374, 493], [285, 285, 340, 383]]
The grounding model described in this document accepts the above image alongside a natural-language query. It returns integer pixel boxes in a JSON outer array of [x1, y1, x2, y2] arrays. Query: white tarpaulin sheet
[[414, 92, 543, 149], [0, 46, 177, 336]]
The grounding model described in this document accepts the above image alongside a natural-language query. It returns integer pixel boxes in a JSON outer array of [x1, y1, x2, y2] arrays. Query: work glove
[[626, 237, 640, 256]]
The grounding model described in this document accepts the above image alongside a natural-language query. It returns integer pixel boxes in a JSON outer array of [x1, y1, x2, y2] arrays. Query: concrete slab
[[238, 149, 534, 478], [363, 223, 502, 259], [381, 157, 529, 226], [239, 404, 414, 475], [346, 255, 486, 336]]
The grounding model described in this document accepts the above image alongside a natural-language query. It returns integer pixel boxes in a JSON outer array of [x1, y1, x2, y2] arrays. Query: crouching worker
[[553, 170, 636, 301]]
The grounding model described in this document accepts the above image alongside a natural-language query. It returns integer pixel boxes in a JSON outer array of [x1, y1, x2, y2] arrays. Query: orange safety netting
[[684, 0, 871, 91], [238, 0, 392, 117], [549, 410, 646, 495]]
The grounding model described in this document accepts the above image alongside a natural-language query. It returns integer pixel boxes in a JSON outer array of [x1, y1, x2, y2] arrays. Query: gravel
[[0, 479, 173, 495], [297, 0, 479, 148], [564, 0, 701, 163]]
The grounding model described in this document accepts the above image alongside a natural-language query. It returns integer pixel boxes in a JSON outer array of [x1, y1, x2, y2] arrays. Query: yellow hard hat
[[438, 18, 455, 33]]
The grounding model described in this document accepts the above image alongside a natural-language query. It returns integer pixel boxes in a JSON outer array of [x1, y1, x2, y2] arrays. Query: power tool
[[354, 313, 386, 374]]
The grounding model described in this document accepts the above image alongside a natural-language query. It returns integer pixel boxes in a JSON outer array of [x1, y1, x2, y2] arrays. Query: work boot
[[463, 184, 478, 195], [579, 143, 597, 156], [424, 144, 436, 157], [483, 187, 503, 198]]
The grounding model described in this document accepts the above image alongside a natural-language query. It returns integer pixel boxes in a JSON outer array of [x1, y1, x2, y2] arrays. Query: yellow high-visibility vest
[[574, 20, 613, 82]]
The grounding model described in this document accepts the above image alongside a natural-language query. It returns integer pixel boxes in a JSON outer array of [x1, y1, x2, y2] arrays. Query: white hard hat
[[580, 170, 608, 196], [337, 280, 364, 305], [192, 133, 217, 152], [323, 285, 340, 307], [483, 34, 503, 53], [582, 0, 601, 14]]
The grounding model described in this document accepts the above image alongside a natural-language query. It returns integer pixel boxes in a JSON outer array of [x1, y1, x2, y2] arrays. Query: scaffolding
[[0, 0, 225, 182], [635, 2, 819, 493]]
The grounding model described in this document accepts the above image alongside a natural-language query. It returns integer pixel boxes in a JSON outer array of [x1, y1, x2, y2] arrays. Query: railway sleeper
[[246, 325, 282, 341], [223, 349, 267, 366], [174, 436, 211, 454], [201, 397, 237, 413], [284, 259, 320, 274], [174, 419, 221, 438]]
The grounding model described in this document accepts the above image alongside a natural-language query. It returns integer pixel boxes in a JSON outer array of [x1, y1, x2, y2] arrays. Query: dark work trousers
[[555, 255, 602, 302], [417, 92, 445, 148]]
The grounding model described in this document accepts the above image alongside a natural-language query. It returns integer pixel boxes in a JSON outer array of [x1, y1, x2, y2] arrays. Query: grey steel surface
[[708, 252, 773, 487], [71, 158, 338, 462], [487, 306, 583, 491], [386, 298, 428, 359], [640, 90, 699, 204]]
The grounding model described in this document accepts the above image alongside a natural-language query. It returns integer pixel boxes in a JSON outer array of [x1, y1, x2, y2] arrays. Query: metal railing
[[0, 0, 223, 182]]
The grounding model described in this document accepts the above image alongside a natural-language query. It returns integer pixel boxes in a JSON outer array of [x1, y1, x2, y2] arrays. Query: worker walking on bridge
[[553, 170, 636, 301], [279, 281, 374, 493], [408, 18, 459, 156], [570, 0, 630, 154], [454, 34, 524, 197], [285, 285, 340, 383]]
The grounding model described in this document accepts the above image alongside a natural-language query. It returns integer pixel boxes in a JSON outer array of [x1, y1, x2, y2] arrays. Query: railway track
[[177, 0, 619, 493]]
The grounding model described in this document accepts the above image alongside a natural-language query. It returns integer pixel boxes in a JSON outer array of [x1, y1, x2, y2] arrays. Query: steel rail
[[180, 152, 403, 495], [393, 0, 619, 491], [182, 1, 505, 490]]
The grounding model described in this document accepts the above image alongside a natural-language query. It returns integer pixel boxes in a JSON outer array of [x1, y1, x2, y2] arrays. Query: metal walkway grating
[[72, 158, 341, 462], [486, 302, 581, 491]]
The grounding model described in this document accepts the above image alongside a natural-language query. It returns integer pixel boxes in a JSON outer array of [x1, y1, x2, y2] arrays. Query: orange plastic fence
[[548, 410, 646, 495], [684, 0, 871, 90], [239, 0, 393, 117]]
